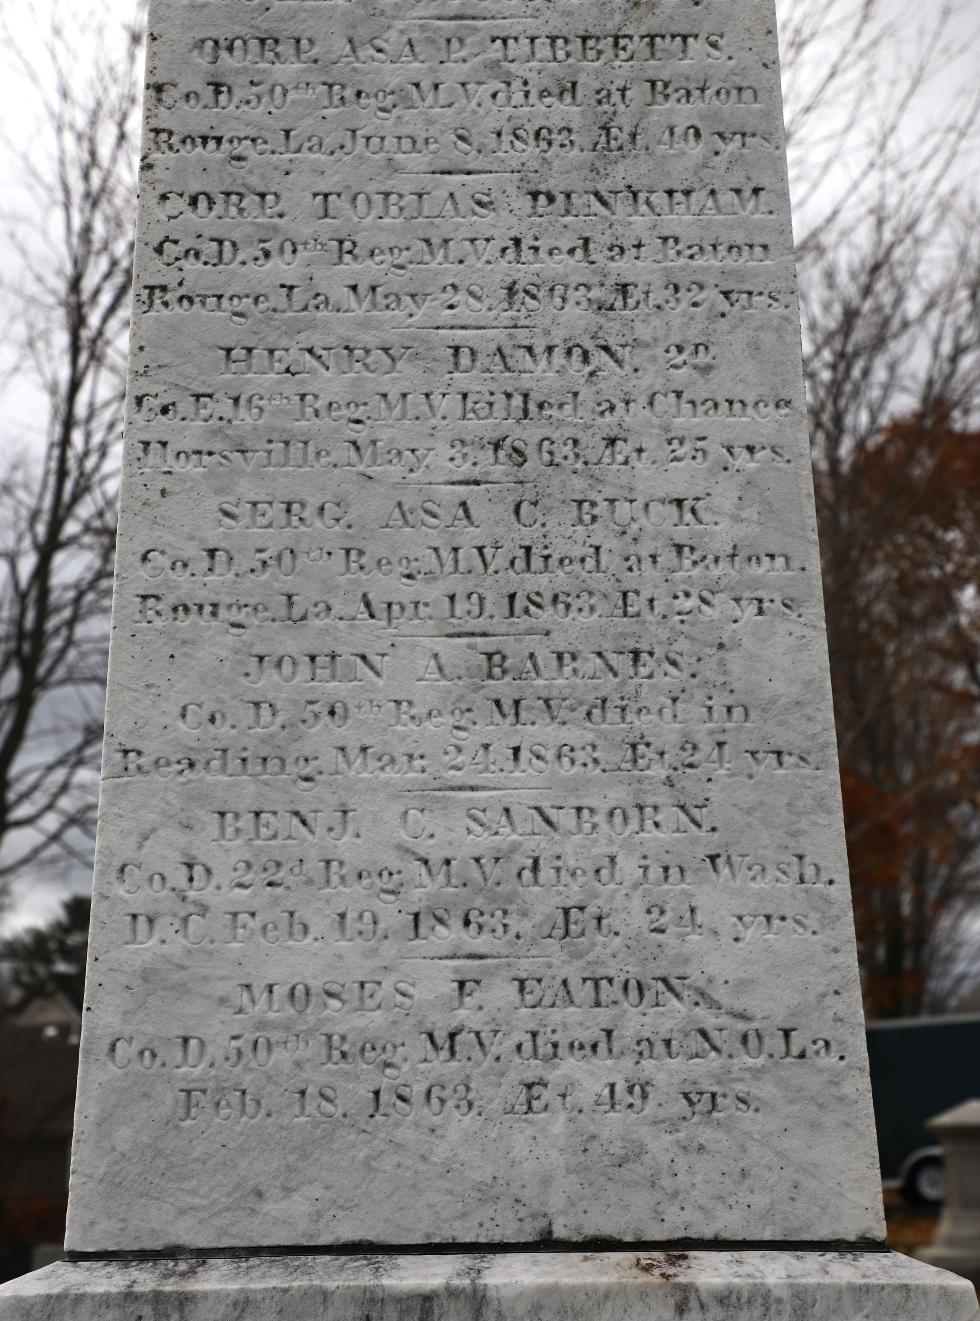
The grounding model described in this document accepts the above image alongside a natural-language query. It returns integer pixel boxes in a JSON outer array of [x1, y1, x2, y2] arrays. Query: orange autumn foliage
[[818, 411, 980, 1016]]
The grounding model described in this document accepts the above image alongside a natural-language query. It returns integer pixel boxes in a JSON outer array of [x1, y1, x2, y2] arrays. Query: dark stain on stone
[[635, 1252, 689, 1282]]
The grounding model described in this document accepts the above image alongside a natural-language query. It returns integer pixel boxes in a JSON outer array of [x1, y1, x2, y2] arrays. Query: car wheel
[[904, 1156, 945, 1205]]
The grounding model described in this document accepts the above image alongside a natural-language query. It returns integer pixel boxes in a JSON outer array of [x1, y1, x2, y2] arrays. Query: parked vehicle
[[866, 1015, 980, 1205]]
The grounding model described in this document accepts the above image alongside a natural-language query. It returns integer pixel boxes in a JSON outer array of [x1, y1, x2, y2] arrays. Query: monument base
[[0, 1250, 975, 1320]]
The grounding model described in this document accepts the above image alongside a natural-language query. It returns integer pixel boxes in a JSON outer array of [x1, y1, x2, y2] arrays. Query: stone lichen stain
[[635, 1252, 689, 1283]]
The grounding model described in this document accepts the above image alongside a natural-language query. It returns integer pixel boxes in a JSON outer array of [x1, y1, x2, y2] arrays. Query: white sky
[[0, 0, 977, 935]]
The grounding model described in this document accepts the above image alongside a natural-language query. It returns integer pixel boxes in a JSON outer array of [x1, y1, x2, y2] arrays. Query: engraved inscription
[[66, 0, 883, 1253]]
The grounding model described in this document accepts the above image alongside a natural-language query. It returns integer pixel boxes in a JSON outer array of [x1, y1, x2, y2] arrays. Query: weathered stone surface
[[64, 0, 887, 1253], [1, 1251, 977, 1321]]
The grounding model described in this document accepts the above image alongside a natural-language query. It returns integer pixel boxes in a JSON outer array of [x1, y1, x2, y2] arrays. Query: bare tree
[[0, 1, 976, 1019], [776, 0, 980, 1015], [0, 12, 143, 906]]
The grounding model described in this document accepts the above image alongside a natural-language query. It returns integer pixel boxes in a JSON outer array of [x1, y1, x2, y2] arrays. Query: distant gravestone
[[0, 0, 975, 1316], [919, 1102, 980, 1287]]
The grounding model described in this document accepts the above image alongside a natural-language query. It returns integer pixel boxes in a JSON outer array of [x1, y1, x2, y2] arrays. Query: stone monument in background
[[1, 0, 976, 1315]]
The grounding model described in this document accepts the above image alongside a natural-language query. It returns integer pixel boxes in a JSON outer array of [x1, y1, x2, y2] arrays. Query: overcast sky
[[0, 0, 977, 935]]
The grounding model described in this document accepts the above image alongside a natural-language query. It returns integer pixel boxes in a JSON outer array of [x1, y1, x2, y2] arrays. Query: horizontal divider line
[[66, 1239, 892, 1264], [400, 169, 520, 175]]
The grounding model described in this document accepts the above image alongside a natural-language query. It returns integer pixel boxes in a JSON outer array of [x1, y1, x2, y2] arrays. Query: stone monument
[[919, 1101, 980, 1287], [0, 0, 976, 1315]]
